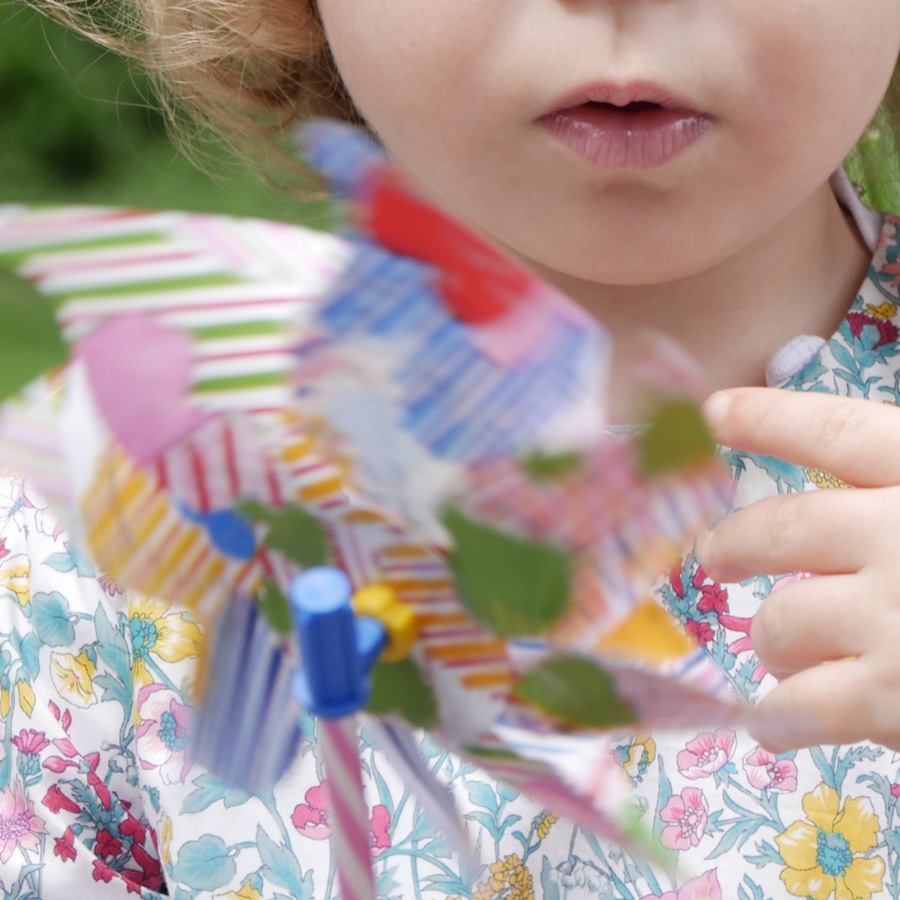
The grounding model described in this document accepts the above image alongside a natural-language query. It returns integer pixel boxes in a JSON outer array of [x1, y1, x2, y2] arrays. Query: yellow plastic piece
[[596, 600, 694, 662], [352, 584, 418, 663]]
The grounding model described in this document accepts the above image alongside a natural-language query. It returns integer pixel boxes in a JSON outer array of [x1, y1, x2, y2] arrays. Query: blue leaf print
[[18, 632, 40, 681], [256, 825, 312, 899], [171, 834, 237, 891], [181, 773, 253, 814], [652, 757, 673, 845], [92, 673, 129, 709], [466, 808, 502, 841], [464, 778, 499, 815], [884, 828, 900, 856], [30, 591, 75, 647], [540, 855, 562, 900], [742, 453, 807, 494], [93, 603, 131, 686], [831, 341, 862, 381], [834, 745, 883, 793], [43, 541, 95, 577]]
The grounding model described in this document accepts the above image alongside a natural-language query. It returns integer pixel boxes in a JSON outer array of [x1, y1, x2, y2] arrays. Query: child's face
[[318, 1, 900, 288]]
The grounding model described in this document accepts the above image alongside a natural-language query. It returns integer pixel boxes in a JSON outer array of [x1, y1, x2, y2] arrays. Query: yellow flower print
[[159, 816, 173, 870], [613, 732, 657, 786], [807, 469, 852, 490], [0, 555, 30, 607], [128, 594, 203, 686], [16, 679, 35, 717], [219, 880, 261, 900], [0, 687, 9, 719], [536, 811, 559, 840], [865, 300, 898, 320], [775, 783, 884, 900], [49, 650, 97, 707], [473, 854, 534, 900]]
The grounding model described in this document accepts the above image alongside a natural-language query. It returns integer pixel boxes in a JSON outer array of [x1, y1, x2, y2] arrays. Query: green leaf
[[522, 450, 581, 481], [637, 399, 717, 475], [512, 655, 637, 729], [237, 500, 329, 568], [0, 268, 67, 402], [442, 505, 571, 637], [365, 657, 438, 729], [255, 580, 292, 636]]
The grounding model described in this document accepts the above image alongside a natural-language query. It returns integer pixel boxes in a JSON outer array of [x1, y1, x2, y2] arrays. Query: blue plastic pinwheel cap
[[291, 566, 352, 614], [290, 566, 386, 718]]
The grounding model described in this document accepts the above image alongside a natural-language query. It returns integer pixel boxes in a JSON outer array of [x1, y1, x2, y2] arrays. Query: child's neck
[[532, 182, 871, 396]]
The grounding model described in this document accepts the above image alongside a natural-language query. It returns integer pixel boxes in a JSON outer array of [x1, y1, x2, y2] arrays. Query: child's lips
[[539, 81, 713, 171]]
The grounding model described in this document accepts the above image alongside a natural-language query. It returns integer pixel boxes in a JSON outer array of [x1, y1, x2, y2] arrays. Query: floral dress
[[0, 195, 899, 900]]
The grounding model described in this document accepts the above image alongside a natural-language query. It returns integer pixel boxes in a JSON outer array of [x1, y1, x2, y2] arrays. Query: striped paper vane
[[0, 121, 740, 885]]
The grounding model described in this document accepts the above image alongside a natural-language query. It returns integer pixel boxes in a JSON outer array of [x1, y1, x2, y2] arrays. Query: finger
[[750, 658, 900, 752], [751, 574, 869, 680], [703, 388, 900, 487], [698, 487, 892, 583]]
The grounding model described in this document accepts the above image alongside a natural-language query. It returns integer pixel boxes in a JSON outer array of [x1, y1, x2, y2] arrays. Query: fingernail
[[702, 391, 731, 432]]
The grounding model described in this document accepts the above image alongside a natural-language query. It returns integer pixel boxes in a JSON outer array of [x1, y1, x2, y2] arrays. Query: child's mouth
[[540, 87, 712, 171]]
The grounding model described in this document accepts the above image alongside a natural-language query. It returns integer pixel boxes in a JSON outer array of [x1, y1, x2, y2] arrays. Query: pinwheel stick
[[290, 568, 387, 900], [319, 718, 377, 900]]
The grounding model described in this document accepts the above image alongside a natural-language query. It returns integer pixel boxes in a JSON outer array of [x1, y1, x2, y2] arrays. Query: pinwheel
[[0, 121, 741, 899]]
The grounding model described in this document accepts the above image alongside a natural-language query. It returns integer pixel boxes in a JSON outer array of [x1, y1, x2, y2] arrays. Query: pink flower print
[[95, 828, 122, 858], [120, 814, 146, 846], [697, 584, 728, 617], [88, 772, 112, 810], [892, 783, 900, 799], [638, 869, 721, 900], [93, 858, 115, 884], [676, 729, 736, 780], [659, 787, 709, 850], [718, 613, 767, 682], [54, 826, 77, 862], [135, 684, 192, 785], [0, 782, 48, 863], [369, 804, 391, 856], [291, 783, 331, 839], [882, 257, 900, 286], [12, 729, 50, 780], [291, 783, 393, 853], [847, 310, 899, 348], [130, 841, 165, 891], [742, 746, 798, 793], [686, 619, 714, 646], [42, 784, 80, 815], [11, 730, 49, 756], [98, 574, 124, 597]]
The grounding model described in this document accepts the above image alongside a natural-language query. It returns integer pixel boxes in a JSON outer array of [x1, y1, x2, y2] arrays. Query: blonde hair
[[41, 0, 900, 209], [44, 0, 359, 170]]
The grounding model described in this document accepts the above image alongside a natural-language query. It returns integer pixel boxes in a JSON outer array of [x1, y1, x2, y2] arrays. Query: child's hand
[[697, 387, 900, 752]]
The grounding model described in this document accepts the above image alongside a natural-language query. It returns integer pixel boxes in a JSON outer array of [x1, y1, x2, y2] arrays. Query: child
[[3, 0, 900, 898]]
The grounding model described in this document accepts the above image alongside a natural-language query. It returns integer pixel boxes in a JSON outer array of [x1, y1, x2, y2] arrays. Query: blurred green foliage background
[[1, 0, 899, 221], [0, 0, 325, 223]]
